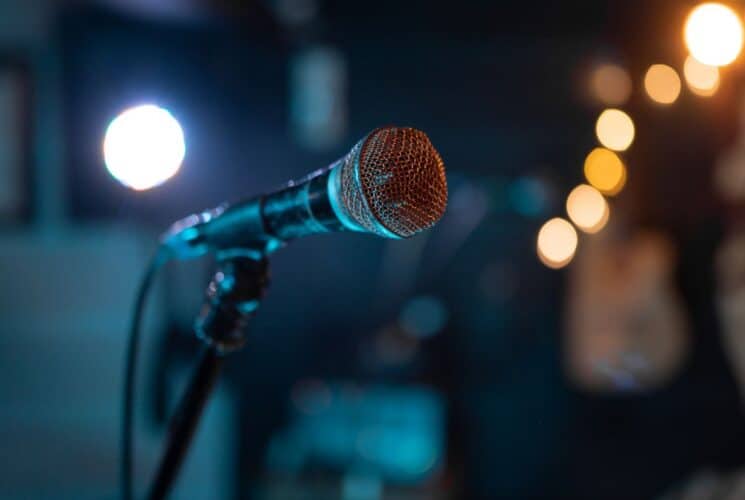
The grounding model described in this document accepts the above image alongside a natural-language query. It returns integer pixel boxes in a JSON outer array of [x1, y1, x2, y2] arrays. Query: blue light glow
[[399, 296, 448, 338]]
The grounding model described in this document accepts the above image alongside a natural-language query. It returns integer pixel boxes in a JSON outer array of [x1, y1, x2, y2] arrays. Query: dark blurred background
[[2, 0, 745, 499]]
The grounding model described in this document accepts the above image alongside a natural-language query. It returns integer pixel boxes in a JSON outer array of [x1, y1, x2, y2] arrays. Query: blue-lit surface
[[327, 161, 365, 233], [266, 384, 445, 483]]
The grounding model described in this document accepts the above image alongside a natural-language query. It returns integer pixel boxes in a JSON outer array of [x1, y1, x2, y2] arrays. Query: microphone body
[[162, 127, 448, 260]]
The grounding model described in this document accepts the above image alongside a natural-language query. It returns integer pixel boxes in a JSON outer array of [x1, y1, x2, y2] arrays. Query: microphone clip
[[194, 255, 270, 354]]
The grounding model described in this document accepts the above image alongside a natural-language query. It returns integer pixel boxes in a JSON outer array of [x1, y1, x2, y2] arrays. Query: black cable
[[122, 248, 170, 500]]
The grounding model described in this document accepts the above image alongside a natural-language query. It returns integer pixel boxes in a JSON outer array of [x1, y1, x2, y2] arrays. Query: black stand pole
[[147, 347, 223, 500], [147, 257, 269, 500]]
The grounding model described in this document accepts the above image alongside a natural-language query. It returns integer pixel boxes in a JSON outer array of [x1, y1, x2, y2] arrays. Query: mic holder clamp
[[195, 256, 270, 354], [147, 255, 270, 500]]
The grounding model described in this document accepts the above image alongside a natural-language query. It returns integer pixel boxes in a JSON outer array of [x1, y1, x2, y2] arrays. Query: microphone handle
[[262, 165, 346, 240], [163, 161, 350, 260]]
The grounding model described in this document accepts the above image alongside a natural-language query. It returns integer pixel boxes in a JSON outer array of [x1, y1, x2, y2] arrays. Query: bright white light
[[103, 104, 185, 191], [684, 3, 744, 66]]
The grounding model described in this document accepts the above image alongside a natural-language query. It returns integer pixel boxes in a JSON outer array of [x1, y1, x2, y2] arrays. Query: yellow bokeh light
[[644, 64, 681, 104], [685, 3, 744, 66], [595, 109, 635, 152], [537, 218, 578, 269], [566, 184, 610, 234], [584, 147, 627, 195], [590, 64, 632, 106], [683, 55, 720, 96]]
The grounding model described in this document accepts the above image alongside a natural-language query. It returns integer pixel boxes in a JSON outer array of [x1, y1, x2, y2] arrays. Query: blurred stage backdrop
[[2, 0, 745, 499]]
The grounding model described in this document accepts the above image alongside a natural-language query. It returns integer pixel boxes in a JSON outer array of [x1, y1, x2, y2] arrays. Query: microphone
[[162, 126, 448, 260]]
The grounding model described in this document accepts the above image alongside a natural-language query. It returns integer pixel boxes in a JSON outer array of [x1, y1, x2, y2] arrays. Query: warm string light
[[644, 64, 681, 105], [538, 82, 634, 268], [584, 147, 627, 196], [566, 184, 610, 234], [596, 109, 635, 152], [537, 218, 578, 269], [683, 55, 720, 96], [539, 2, 743, 269], [684, 2, 744, 67], [590, 64, 632, 106]]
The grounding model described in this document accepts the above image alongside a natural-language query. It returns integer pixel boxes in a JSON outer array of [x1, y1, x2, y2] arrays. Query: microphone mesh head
[[338, 127, 448, 238]]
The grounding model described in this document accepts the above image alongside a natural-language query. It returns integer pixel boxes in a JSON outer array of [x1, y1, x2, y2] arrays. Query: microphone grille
[[339, 127, 448, 238]]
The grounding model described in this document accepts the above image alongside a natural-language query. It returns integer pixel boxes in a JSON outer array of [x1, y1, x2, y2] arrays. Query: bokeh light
[[644, 64, 681, 104], [508, 177, 550, 217], [103, 104, 185, 191], [595, 109, 635, 152], [583, 147, 627, 196], [684, 3, 744, 66], [399, 296, 449, 339], [537, 218, 578, 269], [683, 55, 720, 96], [590, 64, 632, 106], [566, 184, 610, 234]]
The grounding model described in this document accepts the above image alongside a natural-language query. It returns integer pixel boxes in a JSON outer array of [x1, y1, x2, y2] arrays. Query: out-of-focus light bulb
[[683, 55, 720, 96], [590, 64, 632, 106], [537, 217, 578, 269], [566, 184, 609, 234], [596, 109, 635, 152], [583, 147, 627, 196], [103, 104, 185, 191], [644, 64, 681, 105], [399, 296, 448, 339], [685, 3, 744, 66]]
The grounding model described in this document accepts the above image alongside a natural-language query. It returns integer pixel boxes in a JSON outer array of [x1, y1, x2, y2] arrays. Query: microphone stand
[[147, 256, 270, 500]]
